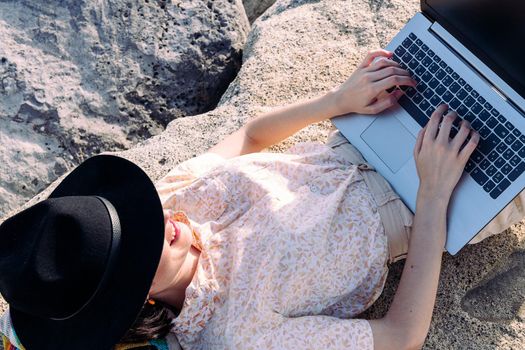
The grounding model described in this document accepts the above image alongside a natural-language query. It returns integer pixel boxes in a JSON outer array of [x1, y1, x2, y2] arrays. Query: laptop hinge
[[428, 22, 525, 118]]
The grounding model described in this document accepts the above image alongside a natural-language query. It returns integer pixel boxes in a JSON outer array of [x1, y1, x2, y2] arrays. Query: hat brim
[[10, 155, 165, 350]]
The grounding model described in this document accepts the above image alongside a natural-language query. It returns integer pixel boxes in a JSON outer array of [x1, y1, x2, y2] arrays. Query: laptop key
[[395, 46, 407, 56], [491, 109, 501, 117], [493, 171, 504, 184], [403, 38, 413, 48], [398, 96, 429, 128], [495, 124, 510, 139], [464, 112, 476, 122], [416, 39, 424, 46], [429, 78, 439, 89], [503, 148, 514, 160], [496, 143, 508, 154], [494, 157, 505, 168], [519, 146, 525, 158], [478, 126, 491, 139], [511, 140, 523, 152], [419, 100, 431, 111], [471, 90, 480, 98], [409, 33, 417, 40], [508, 162, 525, 181], [436, 69, 446, 80], [486, 165, 497, 177], [428, 49, 435, 58], [458, 78, 466, 86], [471, 168, 489, 186], [501, 163, 513, 175], [423, 88, 434, 99], [471, 103, 483, 114], [479, 110, 491, 121], [486, 117, 498, 128], [484, 102, 493, 111], [497, 114, 506, 124], [430, 95, 441, 107], [443, 76, 454, 86], [439, 61, 447, 68], [449, 82, 461, 93], [422, 71, 432, 82], [409, 59, 419, 69], [422, 56, 432, 67], [490, 179, 511, 199], [452, 72, 460, 80], [471, 150, 484, 163], [510, 155, 521, 167], [457, 104, 469, 117], [479, 159, 491, 170], [409, 44, 419, 54], [436, 84, 446, 96], [416, 50, 426, 61], [512, 129, 521, 138], [450, 98, 461, 110], [478, 136, 499, 155], [415, 65, 426, 76], [477, 96, 486, 105], [471, 119, 483, 131], [487, 150, 499, 162], [457, 89, 468, 100], [465, 84, 473, 92], [504, 134, 516, 145], [412, 93, 423, 104], [464, 96, 476, 108], [483, 180, 496, 193], [429, 63, 440, 74], [443, 91, 454, 103]]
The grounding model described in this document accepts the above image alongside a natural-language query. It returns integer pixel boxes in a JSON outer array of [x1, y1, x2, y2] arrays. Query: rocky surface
[[0, 0, 249, 218], [2, 0, 524, 349], [243, 0, 277, 22]]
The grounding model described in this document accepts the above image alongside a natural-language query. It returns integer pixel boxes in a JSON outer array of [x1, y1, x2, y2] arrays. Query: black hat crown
[[0, 196, 120, 320]]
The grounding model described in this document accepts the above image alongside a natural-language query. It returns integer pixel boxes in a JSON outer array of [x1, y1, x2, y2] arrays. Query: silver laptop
[[332, 0, 525, 255]]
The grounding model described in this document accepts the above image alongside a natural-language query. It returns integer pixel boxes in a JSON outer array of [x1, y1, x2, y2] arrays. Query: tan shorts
[[326, 126, 525, 264]]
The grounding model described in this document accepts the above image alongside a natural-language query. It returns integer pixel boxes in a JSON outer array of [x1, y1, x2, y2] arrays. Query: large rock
[[2, 1, 524, 348], [0, 0, 249, 218], [243, 0, 277, 22]]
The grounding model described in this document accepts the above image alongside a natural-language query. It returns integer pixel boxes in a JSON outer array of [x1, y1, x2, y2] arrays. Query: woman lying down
[[1, 50, 522, 350]]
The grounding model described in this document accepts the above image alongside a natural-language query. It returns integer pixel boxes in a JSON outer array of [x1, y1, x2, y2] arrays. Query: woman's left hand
[[329, 49, 417, 116]]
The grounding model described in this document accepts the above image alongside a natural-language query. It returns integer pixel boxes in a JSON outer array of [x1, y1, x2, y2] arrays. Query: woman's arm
[[208, 50, 416, 158], [369, 104, 480, 350]]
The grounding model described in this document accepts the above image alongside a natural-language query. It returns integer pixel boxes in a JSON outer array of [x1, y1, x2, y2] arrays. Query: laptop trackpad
[[361, 116, 416, 174]]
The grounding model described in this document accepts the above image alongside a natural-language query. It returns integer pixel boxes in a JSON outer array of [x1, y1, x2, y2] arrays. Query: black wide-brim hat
[[0, 155, 164, 349]]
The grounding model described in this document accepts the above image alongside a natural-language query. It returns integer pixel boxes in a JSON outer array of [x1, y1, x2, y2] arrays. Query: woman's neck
[[154, 246, 201, 310]]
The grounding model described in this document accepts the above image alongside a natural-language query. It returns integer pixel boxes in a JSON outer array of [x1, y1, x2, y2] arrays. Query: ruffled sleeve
[[251, 316, 374, 349]]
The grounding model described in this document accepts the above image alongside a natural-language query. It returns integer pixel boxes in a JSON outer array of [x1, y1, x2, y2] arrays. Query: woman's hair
[[118, 300, 180, 343]]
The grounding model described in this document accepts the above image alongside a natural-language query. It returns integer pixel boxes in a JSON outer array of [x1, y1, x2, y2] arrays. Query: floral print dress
[[154, 142, 389, 350]]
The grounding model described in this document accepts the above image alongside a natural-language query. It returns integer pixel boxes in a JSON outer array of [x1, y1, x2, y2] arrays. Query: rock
[[243, 0, 277, 22], [0, 0, 249, 217], [2, 0, 524, 348]]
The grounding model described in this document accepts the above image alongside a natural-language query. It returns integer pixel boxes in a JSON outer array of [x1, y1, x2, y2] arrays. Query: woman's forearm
[[244, 92, 340, 150], [384, 190, 448, 348]]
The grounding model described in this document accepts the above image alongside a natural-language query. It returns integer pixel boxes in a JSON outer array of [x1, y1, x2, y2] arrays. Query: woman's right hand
[[413, 104, 480, 202]]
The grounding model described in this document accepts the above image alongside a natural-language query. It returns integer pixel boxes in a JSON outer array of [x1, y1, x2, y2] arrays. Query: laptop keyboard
[[393, 32, 525, 199]]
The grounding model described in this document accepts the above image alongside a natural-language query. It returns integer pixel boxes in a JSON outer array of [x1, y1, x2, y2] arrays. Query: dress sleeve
[[154, 152, 226, 204], [253, 316, 374, 350]]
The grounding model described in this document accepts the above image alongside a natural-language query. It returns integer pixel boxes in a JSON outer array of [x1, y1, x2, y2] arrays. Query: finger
[[451, 120, 471, 152], [364, 92, 399, 114], [436, 111, 457, 143], [414, 126, 426, 159], [368, 67, 411, 83], [358, 49, 393, 69], [458, 130, 480, 161], [366, 57, 400, 72], [425, 104, 449, 141], [372, 75, 417, 94]]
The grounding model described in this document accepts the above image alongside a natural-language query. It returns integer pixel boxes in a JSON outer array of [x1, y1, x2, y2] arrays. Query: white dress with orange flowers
[[154, 142, 388, 349]]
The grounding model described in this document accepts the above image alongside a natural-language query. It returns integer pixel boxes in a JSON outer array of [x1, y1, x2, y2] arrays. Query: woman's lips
[[169, 219, 180, 245]]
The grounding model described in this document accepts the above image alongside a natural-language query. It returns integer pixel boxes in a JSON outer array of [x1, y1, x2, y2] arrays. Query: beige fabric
[[326, 124, 525, 259], [154, 144, 390, 349]]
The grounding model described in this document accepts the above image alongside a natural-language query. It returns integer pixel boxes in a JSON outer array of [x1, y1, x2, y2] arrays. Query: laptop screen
[[423, 0, 525, 99]]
